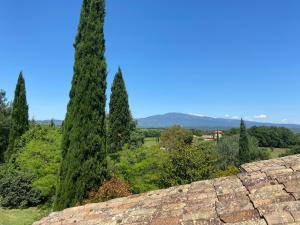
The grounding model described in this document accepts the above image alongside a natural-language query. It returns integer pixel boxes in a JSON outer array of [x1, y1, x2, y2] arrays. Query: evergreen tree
[[239, 119, 250, 164], [0, 90, 11, 163], [54, 0, 107, 211], [108, 68, 132, 153], [6, 72, 29, 161], [50, 119, 55, 127]]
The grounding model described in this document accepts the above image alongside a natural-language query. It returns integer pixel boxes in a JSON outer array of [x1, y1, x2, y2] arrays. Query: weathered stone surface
[[216, 192, 254, 215], [226, 220, 267, 225], [257, 201, 300, 217], [275, 172, 300, 184], [291, 211, 300, 222], [291, 164, 300, 172], [264, 212, 295, 224], [214, 176, 247, 195], [249, 184, 294, 208], [219, 210, 260, 223], [150, 217, 180, 225], [34, 155, 300, 225], [181, 218, 223, 225], [182, 210, 217, 221]]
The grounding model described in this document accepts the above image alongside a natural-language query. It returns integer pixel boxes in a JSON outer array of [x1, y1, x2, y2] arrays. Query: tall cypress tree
[[0, 90, 11, 163], [239, 119, 250, 164], [54, 0, 107, 210], [6, 72, 29, 161], [108, 68, 131, 153]]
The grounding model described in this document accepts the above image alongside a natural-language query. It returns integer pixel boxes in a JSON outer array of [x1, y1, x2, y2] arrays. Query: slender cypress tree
[[108, 68, 132, 153], [0, 90, 11, 163], [239, 119, 250, 164], [6, 72, 29, 161], [54, 0, 107, 210]]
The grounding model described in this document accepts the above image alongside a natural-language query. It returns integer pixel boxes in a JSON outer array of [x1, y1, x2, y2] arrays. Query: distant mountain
[[137, 113, 300, 131], [37, 119, 63, 126], [36, 113, 300, 131]]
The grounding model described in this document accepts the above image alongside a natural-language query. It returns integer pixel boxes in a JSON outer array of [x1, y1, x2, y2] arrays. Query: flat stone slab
[[264, 212, 295, 225], [249, 184, 294, 208], [34, 155, 300, 225]]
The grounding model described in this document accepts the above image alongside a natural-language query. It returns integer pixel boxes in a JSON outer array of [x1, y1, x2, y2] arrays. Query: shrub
[[214, 165, 240, 177], [110, 146, 168, 194], [0, 171, 43, 208], [160, 125, 193, 150], [280, 145, 300, 157], [6, 125, 62, 202], [160, 141, 219, 187], [139, 129, 162, 138], [129, 130, 145, 149], [217, 134, 270, 168], [216, 135, 240, 169], [84, 177, 131, 204]]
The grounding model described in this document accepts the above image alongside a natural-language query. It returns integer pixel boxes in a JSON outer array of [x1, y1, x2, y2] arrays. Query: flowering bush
[[84, 176, 131, 204]]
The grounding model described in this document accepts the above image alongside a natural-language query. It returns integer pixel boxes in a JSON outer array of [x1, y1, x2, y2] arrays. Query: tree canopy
[[160, 125, 193, 150], [54, 0, 107, 210], [108, 68, 132, 153], [0, 90, 11, 163], [239, 119, 251, 164], [12, 126, 62, 201], [248, 126, 298, 148], [6, 73, 29, 161]]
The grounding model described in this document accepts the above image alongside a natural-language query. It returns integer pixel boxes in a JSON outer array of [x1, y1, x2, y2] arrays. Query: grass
[[261, 147, 289, 159], [0, 207, 50, 225], [144, 137, 159, 147]]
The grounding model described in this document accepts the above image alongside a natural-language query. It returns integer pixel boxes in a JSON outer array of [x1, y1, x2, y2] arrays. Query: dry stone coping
[[34, 154, 300, 225]]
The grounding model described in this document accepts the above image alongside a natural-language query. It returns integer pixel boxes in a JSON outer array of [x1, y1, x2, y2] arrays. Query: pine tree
[[108, 68, 132, 153], [239, 119, 250, 164], [54, 0, 107, 210], [6, 72, 29, 161]]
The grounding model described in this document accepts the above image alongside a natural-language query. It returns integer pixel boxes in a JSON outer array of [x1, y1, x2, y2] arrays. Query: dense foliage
[[108, 68, 132, 153], [248, 126, 298, 148], [6, 73, 29, 161], [224, 128, 240, 136], [160, 125, 193, 150], [280, 145, 300, 157], [129, 130, 145, 149], [106, 139, 239, 196], [0, 126, 62, 208], [217, 134, 269, 169], [139, 129, 163, 138], [0, 171, 43, 208], [239, 119, 251, 164], [109, 146, 168, 194], [11, 126, 62, 201], [161, 141, 219, 187], [55, 0, 108, 210], [0, 90, 11, 163]]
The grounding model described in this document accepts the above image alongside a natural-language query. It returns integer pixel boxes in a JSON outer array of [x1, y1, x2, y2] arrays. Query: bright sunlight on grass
[[262, 147, 289, 159], [143, 137, 159, 147], [0, 207, 49, 225]]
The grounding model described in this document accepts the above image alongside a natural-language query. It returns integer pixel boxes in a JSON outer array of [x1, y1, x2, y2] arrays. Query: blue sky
[[0, 0, 300, 123]]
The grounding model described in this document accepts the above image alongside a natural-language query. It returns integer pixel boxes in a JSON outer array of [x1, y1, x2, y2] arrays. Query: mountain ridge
[[37, 113, 300, 131], [137, 112, 300, 131]]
